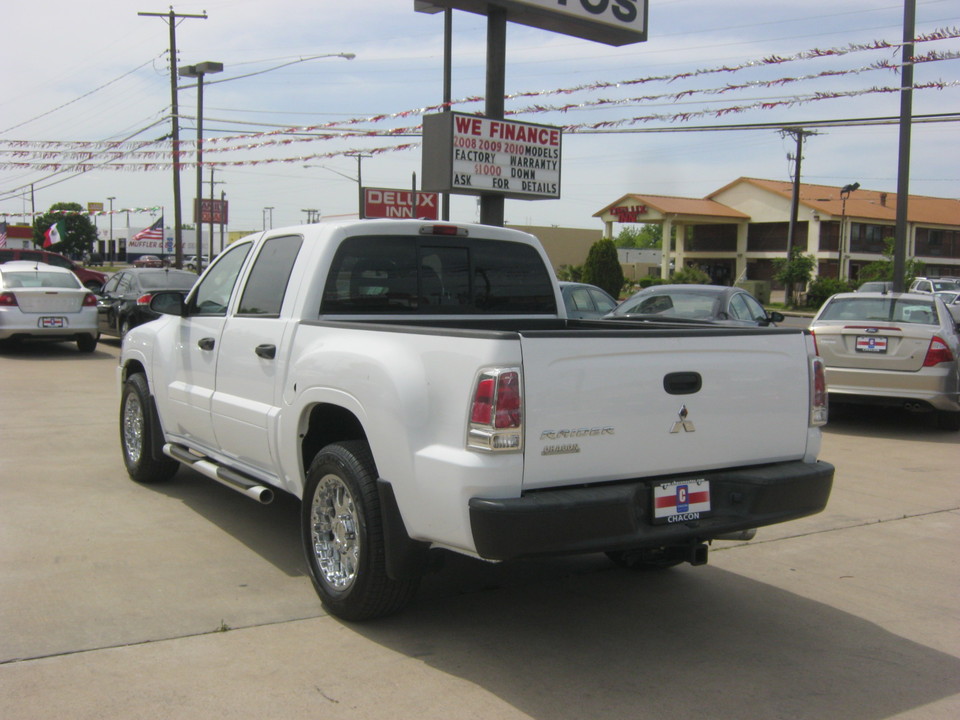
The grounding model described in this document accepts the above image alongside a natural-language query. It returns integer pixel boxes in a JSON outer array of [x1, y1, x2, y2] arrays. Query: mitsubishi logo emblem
[[670, 404, 696, 433]]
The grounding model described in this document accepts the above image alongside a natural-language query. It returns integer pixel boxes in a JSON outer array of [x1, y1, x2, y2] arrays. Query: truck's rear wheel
[[302, 441, 419, 621], [120, 373, 178, 483]]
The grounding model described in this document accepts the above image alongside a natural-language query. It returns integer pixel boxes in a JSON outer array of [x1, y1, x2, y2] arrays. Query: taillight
[[136, 293, 154, 307], [468, 368, 523, 452], [810, 356, 828, 426], [923, 336, 954, 367], [0, 291, 18, 307], [82, 293, 98, 307]]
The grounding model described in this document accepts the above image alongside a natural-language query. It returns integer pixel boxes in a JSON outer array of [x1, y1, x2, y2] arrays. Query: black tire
[[119, 318, 133, 338], [77, 333, 98, 353], [606, 548, 685, 571], [120, 373, 178, 483], [937, 410, 960, 432], [302, 441, 419, 621]]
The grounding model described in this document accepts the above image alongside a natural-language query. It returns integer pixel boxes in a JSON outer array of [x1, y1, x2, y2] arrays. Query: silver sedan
[[810, 291, 960, 431], [0, 261, 100, 352]]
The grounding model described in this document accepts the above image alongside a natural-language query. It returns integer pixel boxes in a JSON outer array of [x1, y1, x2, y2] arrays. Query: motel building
[[594, 177, 960, 290]]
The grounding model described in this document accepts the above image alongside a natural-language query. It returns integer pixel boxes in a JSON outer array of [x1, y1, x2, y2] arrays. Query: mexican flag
[[44, 221, 66, 248]]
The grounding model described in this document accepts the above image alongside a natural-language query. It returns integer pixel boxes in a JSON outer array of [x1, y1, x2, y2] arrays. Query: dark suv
[[0, 248, 106, 290]]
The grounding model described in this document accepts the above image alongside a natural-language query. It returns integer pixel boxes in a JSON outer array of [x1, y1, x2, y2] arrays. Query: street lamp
[[179, 61, 224, 274], [305, 154, 367, 219], [107, 196, 116, 262], [838, 182, 860, 281]]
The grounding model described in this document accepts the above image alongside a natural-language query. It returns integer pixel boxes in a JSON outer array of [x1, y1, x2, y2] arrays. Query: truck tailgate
[[519, 326, 812, 490]]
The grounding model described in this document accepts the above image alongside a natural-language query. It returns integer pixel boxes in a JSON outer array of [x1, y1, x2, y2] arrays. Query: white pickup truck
[[118, 219, 833, 620]]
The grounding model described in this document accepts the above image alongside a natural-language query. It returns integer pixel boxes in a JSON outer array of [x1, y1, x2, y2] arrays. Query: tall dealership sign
[[414, 1, 647, 46]]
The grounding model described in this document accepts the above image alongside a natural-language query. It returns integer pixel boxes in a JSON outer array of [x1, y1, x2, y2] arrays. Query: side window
[[730, 292, 766, 322], [589, 288, 617, 314], [237, 235, 303, 316], [568, 286, 594, 311], [102, 274, 122, 294], [116, 274, 134, 295], [190, 242, 252, 316], [44, 254, 72, 269]]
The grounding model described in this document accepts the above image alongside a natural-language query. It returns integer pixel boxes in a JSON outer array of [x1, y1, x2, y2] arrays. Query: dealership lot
[[1, 340, 958, 719]]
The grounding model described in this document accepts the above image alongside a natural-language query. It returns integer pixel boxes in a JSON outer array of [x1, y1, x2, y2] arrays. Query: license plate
[[40, 317, 66, 328], [856, 335, 887, 353], [652, 479, 711, 524]]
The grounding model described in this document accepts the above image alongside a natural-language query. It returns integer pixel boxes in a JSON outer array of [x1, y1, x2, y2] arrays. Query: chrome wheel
[[122, 390, 145, 465], [310, 473, 360, 591]]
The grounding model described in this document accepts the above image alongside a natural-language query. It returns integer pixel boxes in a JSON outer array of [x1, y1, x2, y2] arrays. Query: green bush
[[669, 266, 711, 284], [806, 276, 855, 309], [582, 238, 624, 297]]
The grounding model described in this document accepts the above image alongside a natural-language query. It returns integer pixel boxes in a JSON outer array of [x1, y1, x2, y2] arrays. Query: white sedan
[[810, 291, 960, 431], [0, 261, 100, 352]]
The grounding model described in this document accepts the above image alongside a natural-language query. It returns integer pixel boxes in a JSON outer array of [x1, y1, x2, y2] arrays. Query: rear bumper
[[468, 460, 834, 561]]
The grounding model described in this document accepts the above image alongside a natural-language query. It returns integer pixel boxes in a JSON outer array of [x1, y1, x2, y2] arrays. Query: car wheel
[[120, 373, 178, 483], [606, 548, 685, 571], [77, 334, 98, 353], [936, 410, 960, 432], [119, 318, 133, 338], [302, 441, 419, 621]]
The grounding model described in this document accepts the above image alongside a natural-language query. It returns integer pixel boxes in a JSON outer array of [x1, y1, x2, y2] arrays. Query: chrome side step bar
[[163, 443, 275, 505]]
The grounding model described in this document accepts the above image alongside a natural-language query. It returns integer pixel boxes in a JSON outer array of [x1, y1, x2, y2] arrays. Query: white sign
[[423, 113, 561, 200], [415, 0, 648, 46]]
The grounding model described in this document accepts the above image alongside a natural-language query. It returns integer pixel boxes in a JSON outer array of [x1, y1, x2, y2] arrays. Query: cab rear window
[[321, 235, 556, 314]]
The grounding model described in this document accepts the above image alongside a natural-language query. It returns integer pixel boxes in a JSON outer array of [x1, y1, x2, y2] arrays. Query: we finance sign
[[422, 113, 562, 200], [415, 1, 647, 46]]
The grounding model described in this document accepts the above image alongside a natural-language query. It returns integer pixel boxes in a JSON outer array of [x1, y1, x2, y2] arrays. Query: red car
[[132, 255, 163, 268]]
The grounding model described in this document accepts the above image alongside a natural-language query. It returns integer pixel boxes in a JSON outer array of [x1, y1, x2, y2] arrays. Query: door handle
[[198, 337, 215, 351], [255, 344, 276, 359]]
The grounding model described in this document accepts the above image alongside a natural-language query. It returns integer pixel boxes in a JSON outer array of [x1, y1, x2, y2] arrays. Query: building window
[[849, 223, 891, 254], [915, 228, 960, 259], [819, 221, 839, 251], [747, 222, 806, 252], [688, 224, 737, 252]]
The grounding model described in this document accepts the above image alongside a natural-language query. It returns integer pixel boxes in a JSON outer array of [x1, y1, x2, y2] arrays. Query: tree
[[613, 224, 662, 249], [857, 237, 924, 286], [670, 265, 711, 284], [33, 202, 98, 257], [581, 238, 624, 298], [773, 247, 816, 307]]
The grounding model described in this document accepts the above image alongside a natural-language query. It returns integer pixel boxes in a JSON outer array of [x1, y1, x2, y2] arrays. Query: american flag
[[0, 221, 7, 248], [132, 217, 163, 242]]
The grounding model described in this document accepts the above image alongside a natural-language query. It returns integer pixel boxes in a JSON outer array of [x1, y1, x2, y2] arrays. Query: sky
[[1, 0, 957, 235]]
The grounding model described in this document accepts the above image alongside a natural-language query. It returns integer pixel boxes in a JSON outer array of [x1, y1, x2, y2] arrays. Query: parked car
[[934, 291, 960, 325], [558, 281, 618, 318], [132, 255, 163, 268], [0, 261, 99, 352], [810, 291, 960, 431], [908, 277, 960, 294], [608, 284, 784, 326], [184, 255, 210, 271], [97, 268, 197, 338], [857, 281, 893, 293], [0, 247, 106, 290]]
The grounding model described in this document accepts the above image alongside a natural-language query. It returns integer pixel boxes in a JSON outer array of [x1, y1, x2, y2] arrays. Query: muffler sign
[[422, 112, 562, 200], [415, 1, 648, 46]]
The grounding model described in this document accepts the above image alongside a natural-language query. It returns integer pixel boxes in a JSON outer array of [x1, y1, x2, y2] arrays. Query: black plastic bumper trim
[[468, 460, 834, 561]]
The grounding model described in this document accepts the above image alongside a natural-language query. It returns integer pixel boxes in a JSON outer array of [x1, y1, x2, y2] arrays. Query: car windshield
[[2, 271, 81, 289], [138, 271, 197, 291], [819, 297, 939, 325], [932, 280, 960, 292], [619, 291, 719, 320]]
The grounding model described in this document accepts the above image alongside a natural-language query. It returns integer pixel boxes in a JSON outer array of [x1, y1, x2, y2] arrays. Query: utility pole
[[138, 8, 208, 269], [780, 127, 817, 305], [893, 0, 916, 293]]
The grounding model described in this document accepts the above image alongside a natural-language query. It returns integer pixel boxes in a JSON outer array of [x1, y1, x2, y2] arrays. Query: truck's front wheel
[[302, 441, 419, 621], [120, 373, 178, 484]]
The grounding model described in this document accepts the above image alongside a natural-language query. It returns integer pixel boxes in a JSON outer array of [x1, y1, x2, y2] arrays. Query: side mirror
[[149, 290, 187, 316], [768, 311, 785, 323]]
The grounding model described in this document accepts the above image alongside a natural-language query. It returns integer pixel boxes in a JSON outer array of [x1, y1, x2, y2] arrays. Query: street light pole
[[107, 196, 116, 262], [839, 182, 860, 281], [179, 61, 223, 275]]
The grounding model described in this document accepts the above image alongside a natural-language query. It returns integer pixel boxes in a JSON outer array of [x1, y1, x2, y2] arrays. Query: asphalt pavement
[[1, 339, 958, 719]]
